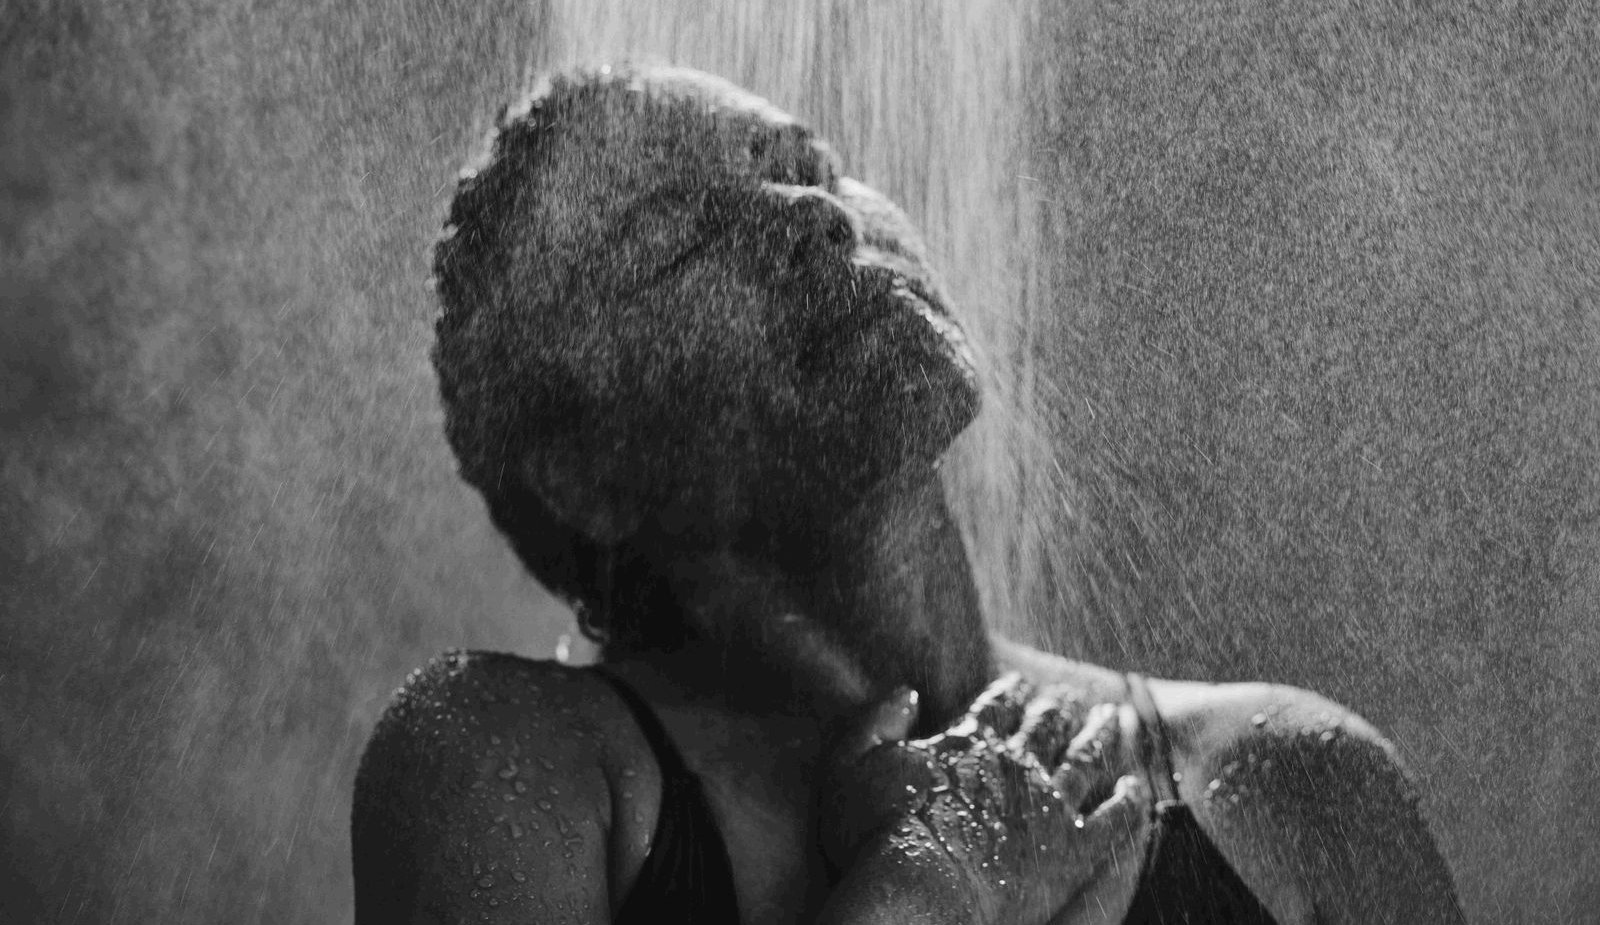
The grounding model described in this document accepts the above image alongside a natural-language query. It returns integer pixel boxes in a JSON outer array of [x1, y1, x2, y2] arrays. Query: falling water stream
[[2, 2, 1598, 923], [539, 0, 1054, 647]]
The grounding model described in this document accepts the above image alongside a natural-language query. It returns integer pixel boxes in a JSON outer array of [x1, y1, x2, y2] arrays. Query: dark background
[[2, 1, 1595, 922]]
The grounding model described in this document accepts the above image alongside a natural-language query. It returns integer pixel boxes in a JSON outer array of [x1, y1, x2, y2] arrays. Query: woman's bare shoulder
[[1149, 678, 1464, 924], [359, 650, 622, 756], [351, 650, 661, 924], [992, 639, 1462, 923]]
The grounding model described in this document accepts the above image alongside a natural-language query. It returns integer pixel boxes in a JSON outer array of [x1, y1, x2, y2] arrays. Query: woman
[[351, 66, 1465, 924]]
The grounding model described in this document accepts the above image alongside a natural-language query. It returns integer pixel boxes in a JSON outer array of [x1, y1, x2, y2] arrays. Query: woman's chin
[[855, 322, 981, 467]]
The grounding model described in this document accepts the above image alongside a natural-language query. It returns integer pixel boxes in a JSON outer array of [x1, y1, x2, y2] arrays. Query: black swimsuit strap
[[1125, 672, 1181, 805], [1121, 673, 1284, 925], [592, 666, 693, 779], [589, 667, 742, 924]]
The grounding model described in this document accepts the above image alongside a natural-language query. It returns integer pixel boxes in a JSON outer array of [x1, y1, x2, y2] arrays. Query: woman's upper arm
[[1178, 684, 1466, 925], [351, 652, 618, 925]]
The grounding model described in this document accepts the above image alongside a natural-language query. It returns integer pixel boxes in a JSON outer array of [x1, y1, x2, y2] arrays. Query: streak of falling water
[[540, 0, 1056, 643]]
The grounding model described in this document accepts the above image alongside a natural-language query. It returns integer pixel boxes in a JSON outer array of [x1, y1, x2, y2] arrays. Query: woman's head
[[432, 66, 979, 632]]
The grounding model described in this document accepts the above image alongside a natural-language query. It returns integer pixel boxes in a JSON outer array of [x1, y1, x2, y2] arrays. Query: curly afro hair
[[431, 65, 976, 649]]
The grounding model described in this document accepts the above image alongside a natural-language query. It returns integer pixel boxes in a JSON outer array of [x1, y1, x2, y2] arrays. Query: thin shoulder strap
[[1125, 672, 1182, 805], [591, 666, 691, 779]]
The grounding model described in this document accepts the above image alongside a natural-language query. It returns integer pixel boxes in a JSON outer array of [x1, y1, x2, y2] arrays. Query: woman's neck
[[614, 466, 995, 735], [802, 467, 996, 732]]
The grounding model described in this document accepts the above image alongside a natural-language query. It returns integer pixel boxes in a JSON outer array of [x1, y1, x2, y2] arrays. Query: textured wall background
[[0, 2, 561, 922], [1026, 4, 1600, 921], [2, 1, 1596, 922]]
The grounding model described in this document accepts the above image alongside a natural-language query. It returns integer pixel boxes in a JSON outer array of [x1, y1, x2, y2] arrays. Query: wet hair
[[431, 66, 975, 649], [432, 67, 853, 647]]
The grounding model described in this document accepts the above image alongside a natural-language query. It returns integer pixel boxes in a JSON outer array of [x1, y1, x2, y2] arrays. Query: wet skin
[[359, 71, 1465, 924], [352, 633, 1463, 924]]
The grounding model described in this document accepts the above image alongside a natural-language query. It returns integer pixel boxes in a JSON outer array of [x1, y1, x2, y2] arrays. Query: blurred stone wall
[[0, 2, 564, 922], [1027, 3, 1600, 922]]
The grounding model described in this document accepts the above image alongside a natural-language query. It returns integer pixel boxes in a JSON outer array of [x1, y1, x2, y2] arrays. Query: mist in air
[[3, 1, 1597, 922]]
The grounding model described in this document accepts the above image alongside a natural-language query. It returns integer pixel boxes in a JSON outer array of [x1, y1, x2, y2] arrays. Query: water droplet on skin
[[1320, 729, 1338, 742], [1251, 712, 1268, 727], [541, 758, 558, 772], [513, 871, 527, 883], [490, 736, 502, 746], [514, 781, 527, 793], [499, 764, 518, 780], [478, 876, 495, 889], [538, 800, 553, 811], [510, 823, 525, 839]]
